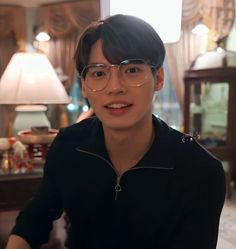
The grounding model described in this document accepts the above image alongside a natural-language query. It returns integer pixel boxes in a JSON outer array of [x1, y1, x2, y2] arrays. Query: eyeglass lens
[[83, 59, 152, 91]]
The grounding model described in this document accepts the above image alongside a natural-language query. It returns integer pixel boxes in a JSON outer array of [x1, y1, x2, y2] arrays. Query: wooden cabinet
[[0, 171, 42, 248], [0, 171, 43, 211], [184, 67, 236, 159], [0, 170, 67, 249], [183, 63, 236, 197]]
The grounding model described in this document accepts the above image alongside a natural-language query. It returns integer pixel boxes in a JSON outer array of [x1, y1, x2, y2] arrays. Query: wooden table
[[0, 170, 43, 211], [0, 170, 43, 248]]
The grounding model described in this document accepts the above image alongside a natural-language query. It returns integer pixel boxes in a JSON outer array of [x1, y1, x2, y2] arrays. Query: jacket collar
[[135, 116, 175, 169], [75, 115, 176, 170]]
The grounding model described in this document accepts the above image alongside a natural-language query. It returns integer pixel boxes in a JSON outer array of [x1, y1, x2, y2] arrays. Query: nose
[[105, 66, 126, 94]]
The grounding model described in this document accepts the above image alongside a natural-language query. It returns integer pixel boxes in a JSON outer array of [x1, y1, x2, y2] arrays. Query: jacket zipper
[[76, 148, 174, 201], [115, 176, 122, 200], [76, 148, 122, 199]]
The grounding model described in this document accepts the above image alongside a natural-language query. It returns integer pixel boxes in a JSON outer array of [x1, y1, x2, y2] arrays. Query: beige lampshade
[[191, 49, 236, 70], [0, 52, 70, 104]]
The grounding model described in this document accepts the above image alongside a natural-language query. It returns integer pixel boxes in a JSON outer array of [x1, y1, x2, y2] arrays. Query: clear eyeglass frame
[[80, 58, 158, 92]]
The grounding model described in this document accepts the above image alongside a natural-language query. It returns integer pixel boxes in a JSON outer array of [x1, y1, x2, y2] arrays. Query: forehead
[[89, 39, 108, 64]]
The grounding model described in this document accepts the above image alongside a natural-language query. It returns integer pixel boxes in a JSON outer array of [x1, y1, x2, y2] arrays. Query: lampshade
[[35, 31, 51, 42], [0, 52, 70, 104], [191, 49, 236, 70], [192, 23, 209, 36]]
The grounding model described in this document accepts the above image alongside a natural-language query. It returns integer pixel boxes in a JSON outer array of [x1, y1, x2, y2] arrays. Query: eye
[[123, 64, 143, 75], [93, 70, 106, 77], [127, 66, 139, 73], [87, 66, 108, 78]]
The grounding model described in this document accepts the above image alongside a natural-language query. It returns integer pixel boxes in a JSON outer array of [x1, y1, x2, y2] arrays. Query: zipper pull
[[115, 176, 122, 200]]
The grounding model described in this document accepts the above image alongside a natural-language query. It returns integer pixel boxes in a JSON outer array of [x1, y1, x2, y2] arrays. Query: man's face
[[81, 39, 164, 132]]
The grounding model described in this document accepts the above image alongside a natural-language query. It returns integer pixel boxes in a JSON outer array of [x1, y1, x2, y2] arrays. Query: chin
[[101, 119, 134, 131]]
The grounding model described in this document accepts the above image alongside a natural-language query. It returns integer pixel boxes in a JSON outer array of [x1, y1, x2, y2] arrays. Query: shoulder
[[56, 116, 101, 142], [172, 127, 225, 185], [45, 116, 102, 166], [46, 116, 102, 155], [154, 116, 224, 174]]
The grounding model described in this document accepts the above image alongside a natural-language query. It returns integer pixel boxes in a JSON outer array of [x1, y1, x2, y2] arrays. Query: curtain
[[165, 0, 235, 115], [0, 6, 26, 136], [36, 0, 100, 93], [36, 0, 100, 128]]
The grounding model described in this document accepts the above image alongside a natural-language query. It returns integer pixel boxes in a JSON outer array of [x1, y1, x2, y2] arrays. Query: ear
[[81, 78, 88, 98], [154, 67, 164, 91]]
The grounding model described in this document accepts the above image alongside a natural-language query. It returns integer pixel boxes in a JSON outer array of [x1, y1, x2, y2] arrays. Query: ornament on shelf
[[12, 140, 34, 174]]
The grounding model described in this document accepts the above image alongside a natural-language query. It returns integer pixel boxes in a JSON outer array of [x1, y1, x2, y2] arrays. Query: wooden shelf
[[183, 67, 236, 198], [0, 170, 43, 211]]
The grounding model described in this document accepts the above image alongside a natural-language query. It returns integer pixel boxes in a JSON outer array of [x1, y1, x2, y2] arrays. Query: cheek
[[82, 86, 103, 111], [144, 78, 156, 97], [136, 84, 156, 108], [84, 92, 102, 110]]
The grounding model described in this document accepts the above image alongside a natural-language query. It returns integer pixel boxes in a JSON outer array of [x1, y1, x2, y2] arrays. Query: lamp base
[[13, 105, 51, 136]]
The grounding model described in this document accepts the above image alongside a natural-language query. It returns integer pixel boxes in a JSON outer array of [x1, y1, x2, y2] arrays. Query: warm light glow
[[0, 52, 70, 104], [216, 47, 224, 53], [35, 31, 51, 42], [100, 0, 182, 43], [82, 105, 89, 112], [192, 23, 209, 35]]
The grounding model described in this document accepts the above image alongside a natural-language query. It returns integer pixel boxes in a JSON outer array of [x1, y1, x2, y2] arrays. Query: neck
[[103, 117, 155, 175]]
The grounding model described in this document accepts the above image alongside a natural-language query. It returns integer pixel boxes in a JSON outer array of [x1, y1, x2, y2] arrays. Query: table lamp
[[0, 51, 70, 135]]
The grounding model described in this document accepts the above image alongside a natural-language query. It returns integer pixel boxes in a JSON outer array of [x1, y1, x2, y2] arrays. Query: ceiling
[[0, 0, 73, 7]]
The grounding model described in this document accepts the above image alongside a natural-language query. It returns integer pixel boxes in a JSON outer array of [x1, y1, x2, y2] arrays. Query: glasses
[[81, 59, 158, 92]]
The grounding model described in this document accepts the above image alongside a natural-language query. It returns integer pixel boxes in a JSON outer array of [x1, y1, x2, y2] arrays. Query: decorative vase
[[13, 105, 51, 136]]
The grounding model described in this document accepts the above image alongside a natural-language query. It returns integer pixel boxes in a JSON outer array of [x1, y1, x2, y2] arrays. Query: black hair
[[74, 14, 166, 78]]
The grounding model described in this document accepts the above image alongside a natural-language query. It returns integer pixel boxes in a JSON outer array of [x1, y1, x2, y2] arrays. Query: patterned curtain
[[35, 0, 100, 128], [0, 6, 26, 136], [165, 0, 235, 115]]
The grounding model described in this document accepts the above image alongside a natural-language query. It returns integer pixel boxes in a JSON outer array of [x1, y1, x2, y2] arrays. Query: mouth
[[104, 103, 132, 109]]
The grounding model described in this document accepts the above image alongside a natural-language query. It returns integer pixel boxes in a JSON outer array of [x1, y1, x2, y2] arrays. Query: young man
[[6, 14, 225, 249]]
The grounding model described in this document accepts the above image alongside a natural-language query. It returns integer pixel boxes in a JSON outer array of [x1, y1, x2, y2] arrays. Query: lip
[[104, 101, 132, 107], [104, 101, 133, 116]]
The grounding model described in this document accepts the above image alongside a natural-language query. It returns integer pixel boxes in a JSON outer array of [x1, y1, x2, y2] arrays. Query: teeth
[[106, 103, 130, 109]]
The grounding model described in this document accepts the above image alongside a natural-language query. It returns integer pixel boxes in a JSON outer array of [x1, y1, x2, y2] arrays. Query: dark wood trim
[[0, 171, 42, 211]]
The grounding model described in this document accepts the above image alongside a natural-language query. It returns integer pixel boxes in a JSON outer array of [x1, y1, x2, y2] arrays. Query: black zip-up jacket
[[11, 116, 226, 249]]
